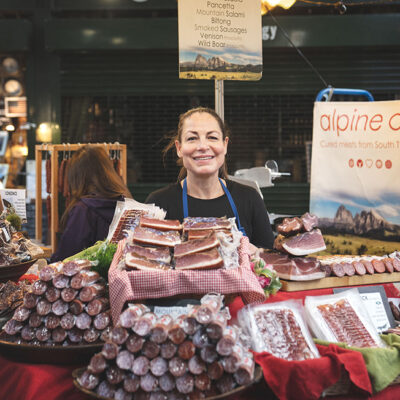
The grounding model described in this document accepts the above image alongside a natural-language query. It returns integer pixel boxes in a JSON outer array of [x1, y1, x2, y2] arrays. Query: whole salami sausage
[[352, 261, 366, 276], [341, 262, 355, 277], [160, 340, 177, 360], [119, 304, 148, 329], [142, 341, 161, 359], [181, 315, 200, 336], [116, 350, 135, 370], [88, 353, 107, 374], [194, 373, 211, 392], [123, 373, 140, 393], [233, 355, 254, 386], [140, 372, 158, 392], [45, 313, 60, 330], [13, 306, 31, 322], [52, 326, 67, 343], [71, 269, 99, 290], [192, 328, 209, 349], [372, 259, 386, 273], [216, 374, 235, 393], [78, 370, 99, 390], [207, 361, 224, 380], [168, 319, 187, 345], [45, 287, 61, 303], [206, 313, 227, 340], [70, 299, 85, 315], [331, 263, 345, 278], [52, 299, 69, 316], [76, 312, 92, 330], [132, 356, 150, 376], [383, 258, 394, 273], [114, 388, 132, 400], [93, 311, 111, 331], [58, 158, 66, 194], [96, 381, 115, 398], [60, 312, 76, 330], [45, 157, 51, 193], [150, 357, 168, 377], [53, 273, 69, 289], [188, 355, 206, 375], [4, 319, 23, 335], [83, 327, 100, 343], [100, 326, 113, 342], [159, 372, 175, 392], [37, 299, 52, 316], [68, 327, 83, 343], [178, 341, 196, 360], [36, 326, 51, 342], [134, 313, 157, 337], [222, 344, 243, 373], [87, 298, 109, 316], [23, 293, 39, 309], [102, 342, 120, 360], [28, 312, 43, 328], [61, 287, 78, 303], [39, 263, 63, 282], [200, 346, 218, 364], [31, 280, 48, 296], [175, 373, 194, 394], [361, 259, 375, 274], [106, 365, 125, 385], [150, 315, 173, 344], [21, 325, 36, 342], [112, 326, 129, 345], [79, 284, 106, 303], [169, 357, 187, 377]]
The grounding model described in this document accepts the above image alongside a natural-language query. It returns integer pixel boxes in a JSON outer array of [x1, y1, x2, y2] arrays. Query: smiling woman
[[146, 107, 274, 249]]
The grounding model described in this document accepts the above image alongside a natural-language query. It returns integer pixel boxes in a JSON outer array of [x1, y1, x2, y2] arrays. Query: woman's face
[[176, 112, 228, 179]]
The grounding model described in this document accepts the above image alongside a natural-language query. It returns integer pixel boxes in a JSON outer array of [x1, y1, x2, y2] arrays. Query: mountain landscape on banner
[[180, 54, 262, 73], [319, 205, 400, 240]]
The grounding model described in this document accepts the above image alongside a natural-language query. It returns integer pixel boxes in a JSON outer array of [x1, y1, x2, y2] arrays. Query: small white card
[[359, 292, 390, 333]]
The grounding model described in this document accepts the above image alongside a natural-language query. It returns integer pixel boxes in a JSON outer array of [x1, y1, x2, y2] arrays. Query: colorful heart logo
[[366, 159, 373, 168]]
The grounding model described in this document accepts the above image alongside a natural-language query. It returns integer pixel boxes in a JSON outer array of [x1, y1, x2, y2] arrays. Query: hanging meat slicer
[[228, 160, 290, 199]]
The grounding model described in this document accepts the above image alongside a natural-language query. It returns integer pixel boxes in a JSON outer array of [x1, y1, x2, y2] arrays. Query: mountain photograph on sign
[[317, 205, 400, 256], [179, 51, 262, 81]]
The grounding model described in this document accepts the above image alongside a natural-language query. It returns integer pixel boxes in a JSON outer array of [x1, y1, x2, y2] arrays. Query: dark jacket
[[50, 197, 120, 262]]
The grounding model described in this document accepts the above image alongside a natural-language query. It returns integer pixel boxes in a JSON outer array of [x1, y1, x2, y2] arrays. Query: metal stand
[[214, 80, 224, 121]]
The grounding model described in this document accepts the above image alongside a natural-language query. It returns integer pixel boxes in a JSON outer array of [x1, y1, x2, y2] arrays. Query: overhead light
[[5, 124, 15, 132], [262, 0, 297, 14], [2, 57, 19, 74], [36, 122, 53, 143], [3, 79, 23, 96]]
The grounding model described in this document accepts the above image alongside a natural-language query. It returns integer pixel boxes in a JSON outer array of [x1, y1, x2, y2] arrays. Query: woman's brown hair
[[163, 107, 230, 181], [60, 145, 131, 228]]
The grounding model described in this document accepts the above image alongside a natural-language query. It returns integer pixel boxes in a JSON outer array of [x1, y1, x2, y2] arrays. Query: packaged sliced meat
[[139, 216, 182, 232], [238, 300, 320, 360], [305, 288, 386, 348], [300, 213, 319, 232], [126, 244, 171, 264], [125, 254, 171, 271], [183, 217, 231, 232], [174, 248, 223, 271], [174, 234, 219, 258]]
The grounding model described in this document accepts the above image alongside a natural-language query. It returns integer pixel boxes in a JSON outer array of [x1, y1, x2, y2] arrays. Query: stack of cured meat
[[125, 216, 236, 272], [238, 301, 320, 361], [78, 294, 256, 398], [2, 260, 112, 345]]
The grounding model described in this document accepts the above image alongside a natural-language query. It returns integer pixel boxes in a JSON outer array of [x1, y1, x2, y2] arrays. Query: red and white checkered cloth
[[108, 236, 265, 324]]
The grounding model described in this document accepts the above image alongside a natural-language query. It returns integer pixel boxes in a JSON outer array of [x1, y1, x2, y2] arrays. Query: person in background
[[146, 107, 274, 250], [50, 145, 131, 262]]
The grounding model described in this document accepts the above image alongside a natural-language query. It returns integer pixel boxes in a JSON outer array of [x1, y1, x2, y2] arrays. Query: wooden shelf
[[280, 272, 400, 292]]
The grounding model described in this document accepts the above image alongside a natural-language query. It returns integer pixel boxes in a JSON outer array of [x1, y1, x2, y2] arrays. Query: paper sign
[[178, 0, 262, 81], [0, 189, 27, 222]]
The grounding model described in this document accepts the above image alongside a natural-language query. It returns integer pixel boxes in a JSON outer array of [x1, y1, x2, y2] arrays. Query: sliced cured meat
[[352, 261, 366, 276], [361, 259, 375, 274], [174, 233, 219, 258], [133, 227, 181, 247], [301, 213, 319, 232], [276, 217, 303, 236], [187, 229, 214, 240], [174, 248, 223, 270], [183, 217, 231, 231], [139, 216, 182, 231], [372, 259, 385, 273], [341, 262, 355, 276], [331, 263, 345, 277], [126, 244, 171, 264], [281, 229, 326, 256], [110, 209, 145, 243], [383, 258, 394, 273], [391, 257, 400, 272], [259, 251, 291, 266], [125, 254, 171, 271]]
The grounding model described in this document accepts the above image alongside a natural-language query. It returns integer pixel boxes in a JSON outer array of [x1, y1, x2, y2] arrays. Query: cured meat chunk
[[301, 213, 319, 232], [142, 341, 160, 359], [187, 229, 214, 240], [281, 229, 326, 256], [183, 217, 231, 231], [125, 254, 171, 271], [276, 217, 303, 236], [150, 315, 173, 344], [126, 244, 171, 264], [133, 227, 181, 248], [174, 248, 223, 270], [174, 234, 219, 258], [139, 216, 182, 231], [273, 235, 286, 253], [372, 259, 385, 273]]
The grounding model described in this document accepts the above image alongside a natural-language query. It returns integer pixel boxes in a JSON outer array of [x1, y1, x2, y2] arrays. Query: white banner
[[178, 0, 262, 81], [310, 100, 400, 254]]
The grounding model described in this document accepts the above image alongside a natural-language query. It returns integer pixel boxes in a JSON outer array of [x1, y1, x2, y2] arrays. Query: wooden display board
[[35, 143, 127, 253], [281, 272, 400, 292]]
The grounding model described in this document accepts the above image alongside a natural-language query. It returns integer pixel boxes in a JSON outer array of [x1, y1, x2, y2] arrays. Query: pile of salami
[[274, 213, 326, 256], [78, 294, 256, 399], [125, 216, 236, 272], [3, 260, 112, 345]]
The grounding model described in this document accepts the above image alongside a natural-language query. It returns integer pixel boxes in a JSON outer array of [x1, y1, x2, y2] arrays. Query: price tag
[[0, 189, 27, 223]]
